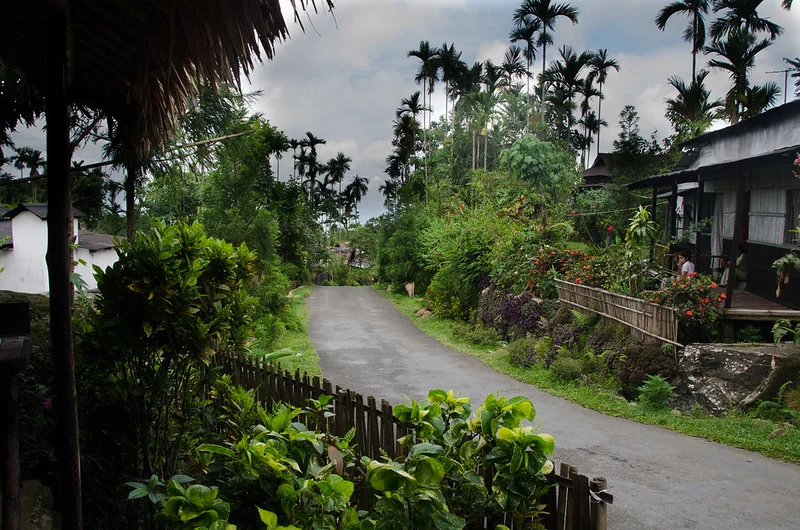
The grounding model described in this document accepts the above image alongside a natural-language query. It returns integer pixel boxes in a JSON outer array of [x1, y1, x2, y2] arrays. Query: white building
[[0, 203, 119, 294]]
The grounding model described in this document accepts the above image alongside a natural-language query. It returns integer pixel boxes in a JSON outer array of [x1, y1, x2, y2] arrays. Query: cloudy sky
[[7, 0, 800, 222], [245, 0, 799, 221]]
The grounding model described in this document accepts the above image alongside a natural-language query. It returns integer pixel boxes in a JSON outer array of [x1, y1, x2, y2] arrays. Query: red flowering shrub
[[642, 273, 723, 342], [527, 246, 582, 298]]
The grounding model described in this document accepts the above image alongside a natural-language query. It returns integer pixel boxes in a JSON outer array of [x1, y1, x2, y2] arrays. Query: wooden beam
[[696, 179, 704, 271], [725, 176, 747, 309], [46, 2, 83, 528]]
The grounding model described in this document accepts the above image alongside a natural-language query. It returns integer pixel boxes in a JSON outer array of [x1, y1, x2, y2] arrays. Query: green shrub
[[637, 375, 674, 411], [426, 266, 477, 321], [617, 342, 677, 399], [736, 324, 765, 343], [507, 337, 539, 367], [452, 321, 501, 346], [550, 355, 583, 382], [279, 261, 302, 282]]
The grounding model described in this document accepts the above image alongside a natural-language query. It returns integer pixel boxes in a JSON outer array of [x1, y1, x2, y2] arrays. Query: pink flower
[[794, 153, 800, 167], [43, 397, 53, 411], [608, 226, 613, 231]]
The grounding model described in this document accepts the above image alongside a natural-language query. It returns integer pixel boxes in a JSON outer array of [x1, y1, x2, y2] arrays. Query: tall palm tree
[[740, 81, 780, 118], [9, 146, 47, 201], [576, 78, 601, 167], [655, 0, 710, 82], [509, 17, 541, 109], [272, 131, 291, 182], [710, 0, 783, 41], [408, 41, 439, 131], [665, 70, 722, 138], [438, 42, 466, 139], [513, 0, 580, 123], [325, 152, 352, 196], [578, 111, 606, 165], [288, 138, 300, 181], [408, 41, 440, 183], [500, 46, 528, 88], [587, 49, 619, 156], [300, 131, 326, 203], [379, 179, 398, 213], [344, 174, 369, 223], [544, 46, 591, 128], [706, 27, 772, 122]]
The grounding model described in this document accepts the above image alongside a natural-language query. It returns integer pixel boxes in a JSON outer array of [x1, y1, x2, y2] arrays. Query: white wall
[[0, 213, 111, 293], [74, 247, 118, 290]]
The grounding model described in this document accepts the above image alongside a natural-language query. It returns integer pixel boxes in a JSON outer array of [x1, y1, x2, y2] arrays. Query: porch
[[715, 287, 800, 321]]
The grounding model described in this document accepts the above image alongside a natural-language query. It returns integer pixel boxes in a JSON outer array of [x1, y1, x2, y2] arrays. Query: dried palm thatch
[[0, 0, 333, 158]]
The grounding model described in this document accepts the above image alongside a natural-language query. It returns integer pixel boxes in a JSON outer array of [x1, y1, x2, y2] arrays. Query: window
[[787, 190, 800, 245]]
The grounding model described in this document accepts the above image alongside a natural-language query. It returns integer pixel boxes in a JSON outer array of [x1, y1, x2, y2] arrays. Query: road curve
[[307, 286, 800, 530]]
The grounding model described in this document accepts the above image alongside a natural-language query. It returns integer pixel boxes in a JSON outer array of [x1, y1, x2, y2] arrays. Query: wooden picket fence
[[219, 352, 613, 530]]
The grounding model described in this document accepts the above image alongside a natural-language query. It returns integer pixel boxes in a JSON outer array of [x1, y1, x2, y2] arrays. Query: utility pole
[[767, 69, 792, 105]]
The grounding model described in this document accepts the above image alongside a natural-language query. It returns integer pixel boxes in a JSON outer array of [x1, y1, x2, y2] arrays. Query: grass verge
[[381, 289, 800, 464], [251, 285, 322, 378]]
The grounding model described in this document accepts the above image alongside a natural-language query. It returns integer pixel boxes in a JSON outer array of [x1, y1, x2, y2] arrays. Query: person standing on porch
[[678, 249, 695, 277]]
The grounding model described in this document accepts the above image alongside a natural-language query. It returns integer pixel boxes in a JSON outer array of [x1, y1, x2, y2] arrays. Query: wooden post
[[573, 473, 590, 530], [696, 179, 704, 271], [725, 176, 747, 309], [2, 371, 21, 530], [590, 477, 607, 530], [46, 2, 83, 528], [650, 187, 657, 263]]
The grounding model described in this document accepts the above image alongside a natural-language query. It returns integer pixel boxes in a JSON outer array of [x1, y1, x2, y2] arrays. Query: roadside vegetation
[[382, 290, 800, 464]]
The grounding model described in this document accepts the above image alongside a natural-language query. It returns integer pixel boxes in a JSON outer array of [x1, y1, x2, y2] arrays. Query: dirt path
[[308, 286, 800, 530]]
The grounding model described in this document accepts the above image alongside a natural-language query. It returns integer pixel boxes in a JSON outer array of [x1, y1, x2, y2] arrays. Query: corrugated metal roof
[[77, 231, 118, 251]]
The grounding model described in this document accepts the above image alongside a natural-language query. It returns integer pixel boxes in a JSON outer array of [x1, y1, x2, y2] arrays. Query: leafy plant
[[772, 319, 800, 344], [642, 273, 722, 342], [637, 375, 674, 411]]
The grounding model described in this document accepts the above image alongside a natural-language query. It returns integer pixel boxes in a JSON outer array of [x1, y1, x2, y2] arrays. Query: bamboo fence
[[555, 279, 681, 346]]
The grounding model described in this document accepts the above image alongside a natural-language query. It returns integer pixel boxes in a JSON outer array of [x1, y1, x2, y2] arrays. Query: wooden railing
[[219, 352, 613, 530], [555, 278, 681, 346]]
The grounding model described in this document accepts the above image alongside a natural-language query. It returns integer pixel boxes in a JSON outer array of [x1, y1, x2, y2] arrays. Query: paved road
[[307, 287, 800, 529]]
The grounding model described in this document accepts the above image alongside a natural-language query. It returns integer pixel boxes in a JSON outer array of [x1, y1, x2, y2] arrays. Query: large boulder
[[675, 343, 800, 415]]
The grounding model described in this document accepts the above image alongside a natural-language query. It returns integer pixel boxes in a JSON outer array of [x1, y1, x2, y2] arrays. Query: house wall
[[74, 247, 118, 290], [0, 213, 106, 293], [705, 162, 799, 246], [0, 211, 50, 293]]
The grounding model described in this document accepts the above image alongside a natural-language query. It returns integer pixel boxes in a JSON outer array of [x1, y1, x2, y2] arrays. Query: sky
[[6, 0, 800, 223]]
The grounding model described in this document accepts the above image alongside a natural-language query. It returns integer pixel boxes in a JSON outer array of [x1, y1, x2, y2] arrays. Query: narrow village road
[[307, 286, 800, 530]]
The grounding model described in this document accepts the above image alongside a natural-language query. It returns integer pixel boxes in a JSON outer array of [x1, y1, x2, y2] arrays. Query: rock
[[675, 343, 800, 415]]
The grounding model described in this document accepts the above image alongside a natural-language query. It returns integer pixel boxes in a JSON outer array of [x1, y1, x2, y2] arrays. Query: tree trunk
[[484, 132, 488, 170], [125, 161, 137, 241], [46, 3, 82, 526], [541, 38, 547, 123]]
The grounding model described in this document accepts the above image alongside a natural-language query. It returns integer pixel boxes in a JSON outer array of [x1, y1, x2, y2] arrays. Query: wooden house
[[581, 153, 620, 189], [628, 101, 800, 315]]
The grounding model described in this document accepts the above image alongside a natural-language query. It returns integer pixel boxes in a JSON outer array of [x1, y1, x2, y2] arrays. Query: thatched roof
[[0, 0, 333, 158]]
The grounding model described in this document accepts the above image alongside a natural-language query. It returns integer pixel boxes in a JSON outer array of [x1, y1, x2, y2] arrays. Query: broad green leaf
[[409, 442, 444, 460], [197, 444, 235, 458], [163, 496, 185, 517], [185, 484, 218, 509], [531, 433, 555, 454], [127, 488, 149, 500], [415, 457, 445, 486], [258, 507, 278, 527]]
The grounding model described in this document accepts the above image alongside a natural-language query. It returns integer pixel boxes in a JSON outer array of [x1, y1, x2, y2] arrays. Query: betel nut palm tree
[[705, 27, 773, 122], [710, 0, 784, 41], [587, 48, 619, 157], [665, 70, 722, 138], [513, 0, 580, 123], [655, 0, 711, 82]]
